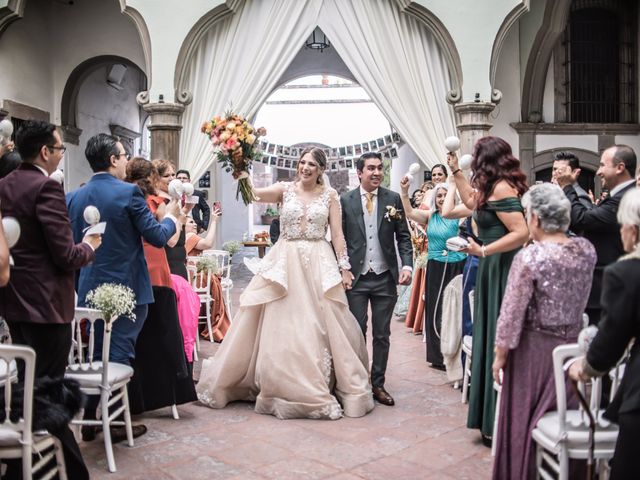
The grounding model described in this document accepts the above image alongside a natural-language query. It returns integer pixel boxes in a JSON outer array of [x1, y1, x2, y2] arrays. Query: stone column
[[137, 91, 192, 165], [453, 102, 496, 155]]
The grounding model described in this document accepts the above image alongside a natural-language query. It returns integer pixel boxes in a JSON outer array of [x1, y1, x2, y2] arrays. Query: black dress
[[166, 227, 188, 279]]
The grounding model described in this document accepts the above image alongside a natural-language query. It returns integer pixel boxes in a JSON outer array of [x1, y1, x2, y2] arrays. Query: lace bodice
[[280, 183, 334, 241]]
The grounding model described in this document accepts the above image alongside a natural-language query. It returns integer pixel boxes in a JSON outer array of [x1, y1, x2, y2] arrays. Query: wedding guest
[[556, 145, 636, 325], [569, 188, 640, 479], [492, 183, 596, 479], [67, 137, 179, 440], [401, 180, 467, 368], [123, 157, 197, 414], [185, 216, 230, 341], [0, 206, 8, 286], [176, 169, 210, 232], [410, 189, 424, 208], [448, 136, 529, 445], [551, 151, 592, 208], [0, 120, 100, 479]]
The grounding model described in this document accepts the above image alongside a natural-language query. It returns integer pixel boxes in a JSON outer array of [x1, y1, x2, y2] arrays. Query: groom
[[341, 152, 413, 406]]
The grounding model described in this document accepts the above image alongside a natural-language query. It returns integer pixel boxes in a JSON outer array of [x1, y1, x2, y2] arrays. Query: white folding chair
[[202, 249, 233, 319], [65, 308, 135, 473], [188, 261, 215, 343], [0, 344, 67, 479], [461, 289, 474, 404], [532, 344, 619, 480]]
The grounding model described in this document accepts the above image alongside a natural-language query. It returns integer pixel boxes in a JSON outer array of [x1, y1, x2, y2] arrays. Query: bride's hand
[[341, 269, 354, 290], [399, 175, 411, 194]]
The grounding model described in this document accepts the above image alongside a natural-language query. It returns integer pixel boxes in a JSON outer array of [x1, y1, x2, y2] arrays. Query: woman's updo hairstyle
[[521, 183, 570, 233], [298, 147, 327, 184], [125, 157, 157, 198]]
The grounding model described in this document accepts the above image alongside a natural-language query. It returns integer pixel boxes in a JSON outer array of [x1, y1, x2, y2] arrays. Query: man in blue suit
[[67, 134, 179, 439]]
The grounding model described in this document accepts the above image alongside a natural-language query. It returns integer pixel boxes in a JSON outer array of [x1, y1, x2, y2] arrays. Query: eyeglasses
[[47, 144, 67, 154], [114, 153, 131, 160]]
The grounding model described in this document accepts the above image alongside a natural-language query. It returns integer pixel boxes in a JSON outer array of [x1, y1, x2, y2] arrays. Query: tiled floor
[[82, 250, 493, 479]]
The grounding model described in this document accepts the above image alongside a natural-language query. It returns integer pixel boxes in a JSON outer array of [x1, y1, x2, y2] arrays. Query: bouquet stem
[[237, 179, 257, 206]]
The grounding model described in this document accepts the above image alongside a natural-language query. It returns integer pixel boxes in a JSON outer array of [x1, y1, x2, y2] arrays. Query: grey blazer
[[340, 186, 413, 286]]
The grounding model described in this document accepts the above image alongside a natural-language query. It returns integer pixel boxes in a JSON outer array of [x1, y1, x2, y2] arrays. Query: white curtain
[[179, 0, 323, 182], [179, 0, 457, 179], [317, 0, 456, 168]]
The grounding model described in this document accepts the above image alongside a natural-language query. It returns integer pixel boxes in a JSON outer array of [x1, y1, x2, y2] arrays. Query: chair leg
[[492, 385, 501, 457], [206, 298, 213, 343], [171, 404, 179, 420], [461, 355, 471, 404], [22, 444, 32, 480], [225, 289, 232, 319], [54, 438, 68, 480], [101, 392, 117, 473], [535, 443, 542, 479], [559, 448, 569, 480], [122, 386, 134, 447]]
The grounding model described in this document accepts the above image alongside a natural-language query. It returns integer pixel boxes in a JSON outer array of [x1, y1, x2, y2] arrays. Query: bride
[[196, 147, 374, 419]]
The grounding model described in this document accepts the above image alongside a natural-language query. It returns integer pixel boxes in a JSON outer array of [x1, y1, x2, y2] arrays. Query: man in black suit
[[341, 152, 413, 406], [557, 144, 636, 324], [176, 169, 210, 232], [552, 151, 593, 209]]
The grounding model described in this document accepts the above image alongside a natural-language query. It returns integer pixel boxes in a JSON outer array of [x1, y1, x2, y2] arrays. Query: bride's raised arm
[[251, 181, 286, 204], [328, 189, 354, 289]]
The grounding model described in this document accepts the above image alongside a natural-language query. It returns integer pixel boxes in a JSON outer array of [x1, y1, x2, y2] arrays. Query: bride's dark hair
[[471, 136, 528, 209], [297, 147, 327, 184]]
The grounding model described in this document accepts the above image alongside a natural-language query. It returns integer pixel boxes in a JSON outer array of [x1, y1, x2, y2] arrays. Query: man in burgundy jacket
[[0, 120, 101, 376]]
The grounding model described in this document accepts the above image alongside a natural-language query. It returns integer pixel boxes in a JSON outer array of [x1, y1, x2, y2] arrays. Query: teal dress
[[466, 197, 523, 438], [424, 213, 467, 366]]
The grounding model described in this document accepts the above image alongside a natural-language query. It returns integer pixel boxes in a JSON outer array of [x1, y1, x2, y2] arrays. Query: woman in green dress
[[448, 136, 529, 445]]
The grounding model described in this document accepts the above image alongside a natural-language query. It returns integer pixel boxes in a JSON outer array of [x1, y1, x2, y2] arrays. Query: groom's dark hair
[[356, 152, 382, 172]]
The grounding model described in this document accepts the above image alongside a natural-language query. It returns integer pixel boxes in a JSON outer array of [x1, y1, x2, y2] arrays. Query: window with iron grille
[[559, 0, 637, 123]]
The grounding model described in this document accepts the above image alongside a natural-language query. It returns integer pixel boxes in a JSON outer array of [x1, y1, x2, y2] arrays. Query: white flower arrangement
[[222, 240, 242, 257], [196, 255, 221, 275], [384, 205, 403, 222], [414, 253, 428, 269], [85, 283, 136, 323]]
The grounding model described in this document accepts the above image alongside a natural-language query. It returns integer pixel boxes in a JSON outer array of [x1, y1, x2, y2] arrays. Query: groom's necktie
[[365, 192, 374, 215]]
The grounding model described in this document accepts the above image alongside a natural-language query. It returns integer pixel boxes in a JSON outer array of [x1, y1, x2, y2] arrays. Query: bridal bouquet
[[201, 112, 267, 205], [85, 283, 136, 326]]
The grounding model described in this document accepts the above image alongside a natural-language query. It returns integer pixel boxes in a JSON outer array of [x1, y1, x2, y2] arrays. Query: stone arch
[[119, 1, 152, 78], [61, 55, 147, 143], [521, 0, 571, 122], [533, 148, 600, 173], [0, 0, 26, 37], [489, 0, 530, 103]]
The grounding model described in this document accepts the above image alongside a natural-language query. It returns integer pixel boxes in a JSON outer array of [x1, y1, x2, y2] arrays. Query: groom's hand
[[398, 269, 412, 285]]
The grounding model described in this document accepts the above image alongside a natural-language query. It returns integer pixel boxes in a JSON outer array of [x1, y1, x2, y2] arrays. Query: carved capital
[[59, 125, 83, 145], [136, 90, 150, 106], [175, 90, 193, 106], [446, 89, 462, 105], [491, 89, 503, 104], [142, 102, 185, 132]]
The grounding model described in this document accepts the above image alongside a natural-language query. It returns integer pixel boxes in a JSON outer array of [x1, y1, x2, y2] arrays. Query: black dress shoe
[[372, 386, 395, 406], [481, 433, 493, 448], [109, 424, 147, 444]]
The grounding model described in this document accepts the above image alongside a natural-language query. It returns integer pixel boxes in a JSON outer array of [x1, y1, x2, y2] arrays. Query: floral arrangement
[[222, 240, 242, 257], [201, 112, 267, 205], [384, 205, 403, 222], [414, 253, 428, 269], [85, 283, 136, 323], [253, 231, 269, 242], [196, 256, 221, 275]]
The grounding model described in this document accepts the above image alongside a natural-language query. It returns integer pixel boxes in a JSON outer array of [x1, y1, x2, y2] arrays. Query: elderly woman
[[401, 178, 468, 368], [569, 188, 640, 478], [492, 183, 596, 479]]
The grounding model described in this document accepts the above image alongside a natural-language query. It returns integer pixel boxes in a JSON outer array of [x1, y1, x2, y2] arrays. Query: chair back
[[67, 308, 113, 389], [0, 345, 36, 446], [187, 261, 214, 296], [202, 249, 231, 283]]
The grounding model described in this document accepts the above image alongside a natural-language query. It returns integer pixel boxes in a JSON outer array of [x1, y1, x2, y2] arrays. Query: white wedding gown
[[196, 183, 374, 419]]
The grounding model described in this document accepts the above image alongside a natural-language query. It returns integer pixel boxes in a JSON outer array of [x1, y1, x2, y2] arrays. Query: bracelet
[[451, 169, 462, 176], [481, 245, 486, 257]]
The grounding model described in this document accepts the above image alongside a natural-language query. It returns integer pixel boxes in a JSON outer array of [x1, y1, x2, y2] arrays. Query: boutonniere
[[384, 205, 403, 222]]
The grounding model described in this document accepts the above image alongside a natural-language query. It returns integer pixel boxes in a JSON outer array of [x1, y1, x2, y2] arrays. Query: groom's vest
[[361, 192, 389, 276]]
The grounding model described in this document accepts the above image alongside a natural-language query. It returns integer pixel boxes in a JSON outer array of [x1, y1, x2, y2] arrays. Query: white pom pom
[[83, 206, 100, 226], [408, 163, 421, 175], [0, 119, 13, 142], [182, 182, 195, 196], [2, 217, 20, 248], [168, 179, 184, 199], [49, 169, 65, 184], [404, 173, 414, 182], [578, 326, 599, 353], [444, 136, 460, 153], [459, 154, 473, 170]]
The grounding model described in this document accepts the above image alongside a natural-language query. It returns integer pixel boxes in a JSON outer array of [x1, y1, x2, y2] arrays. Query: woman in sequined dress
[[491, 183, 596, 479], [196, 147, 374, 420]]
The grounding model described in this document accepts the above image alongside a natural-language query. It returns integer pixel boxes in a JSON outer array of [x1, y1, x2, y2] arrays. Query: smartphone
[[213, 201, 222, 215]]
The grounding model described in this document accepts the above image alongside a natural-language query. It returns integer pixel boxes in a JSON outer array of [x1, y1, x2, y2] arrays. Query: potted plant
[[260, 205, 279, 225]]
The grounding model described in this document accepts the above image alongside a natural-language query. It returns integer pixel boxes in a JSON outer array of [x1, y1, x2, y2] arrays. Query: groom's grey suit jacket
[[340, 186, 413, 286]]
